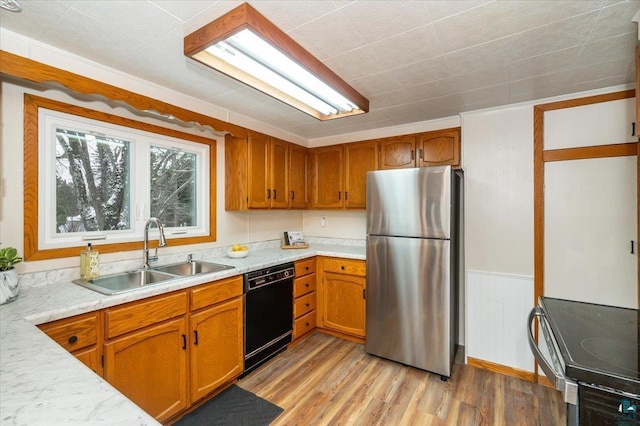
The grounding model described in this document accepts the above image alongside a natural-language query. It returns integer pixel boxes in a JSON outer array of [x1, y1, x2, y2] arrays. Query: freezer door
[[366, 167, 451, 239], [366, 235, 452, 376]]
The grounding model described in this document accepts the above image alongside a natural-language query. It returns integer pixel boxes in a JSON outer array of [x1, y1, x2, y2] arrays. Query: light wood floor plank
[[238, 333, 565, 425]]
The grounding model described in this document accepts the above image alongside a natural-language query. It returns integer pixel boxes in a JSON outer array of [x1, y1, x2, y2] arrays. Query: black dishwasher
[[243, 262, 294, 374]]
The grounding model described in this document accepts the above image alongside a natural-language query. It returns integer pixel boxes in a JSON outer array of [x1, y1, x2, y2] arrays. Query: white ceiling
[[1, 0, 638, 139]]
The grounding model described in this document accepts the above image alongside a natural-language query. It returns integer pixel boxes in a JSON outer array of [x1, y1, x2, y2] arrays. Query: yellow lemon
[[232, 244, 240, 251], [239, 246, 248, 251]]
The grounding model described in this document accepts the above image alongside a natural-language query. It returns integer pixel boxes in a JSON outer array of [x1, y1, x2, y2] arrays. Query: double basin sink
[[73, 260, 235, 295]]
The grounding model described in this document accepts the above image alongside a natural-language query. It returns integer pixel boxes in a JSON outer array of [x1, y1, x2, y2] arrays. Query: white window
[[38, 108, 210, 250]]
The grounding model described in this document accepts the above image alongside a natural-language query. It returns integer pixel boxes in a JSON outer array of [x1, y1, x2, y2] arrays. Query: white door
[[544, 156, 638, 309]]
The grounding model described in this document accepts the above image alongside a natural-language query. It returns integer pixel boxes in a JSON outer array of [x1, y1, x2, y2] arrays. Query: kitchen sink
[[152, 260, 235, 276], [72, 269, 177, 295]]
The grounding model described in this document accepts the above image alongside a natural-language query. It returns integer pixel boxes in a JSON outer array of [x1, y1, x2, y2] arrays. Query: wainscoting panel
[[466, 270, 535, 372]]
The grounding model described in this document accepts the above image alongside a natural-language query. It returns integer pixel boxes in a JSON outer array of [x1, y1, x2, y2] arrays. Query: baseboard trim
[[537, 374, 553, 388], [316, 328, 365, 345], [467, 357, 535, 382]]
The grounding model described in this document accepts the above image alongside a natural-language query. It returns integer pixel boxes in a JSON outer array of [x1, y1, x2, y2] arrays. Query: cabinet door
[[417, 128, 460, 167], [189, 297, 243, 402], [247, 132, 270, 209], [344, 140, 378, 209], [104, 318, 188, 422], [379, 136, 416, 169], [320, 271, 366, 337], [74, 346, 102, 376], [270, 138, 289, 209], [309, 145, 344, 209], [289, 143, 308, 209]]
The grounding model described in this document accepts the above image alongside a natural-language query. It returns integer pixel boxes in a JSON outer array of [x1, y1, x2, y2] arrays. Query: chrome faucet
[[143, 217, 167, 268]]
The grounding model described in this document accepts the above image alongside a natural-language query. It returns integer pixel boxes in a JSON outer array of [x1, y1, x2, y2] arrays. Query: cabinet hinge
[[101, 354, 104, 367], [363, 289, 366, 299]]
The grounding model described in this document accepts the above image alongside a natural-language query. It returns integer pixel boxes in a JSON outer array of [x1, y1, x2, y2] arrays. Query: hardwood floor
[[238, 332, 565, 425]]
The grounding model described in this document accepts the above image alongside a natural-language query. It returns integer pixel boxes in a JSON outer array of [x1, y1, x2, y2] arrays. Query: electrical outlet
[[320, 217, 326, 228]]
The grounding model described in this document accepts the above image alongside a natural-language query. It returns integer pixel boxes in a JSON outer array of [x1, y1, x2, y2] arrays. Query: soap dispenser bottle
[[80, 243, 99, 280]]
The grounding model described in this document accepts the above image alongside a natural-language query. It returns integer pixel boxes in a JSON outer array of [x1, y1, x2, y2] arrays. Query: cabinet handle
[[291, 190, 295, 200], [68, 335, 78, 344], [411, 150, 415, 160], [418, 148, 423, 159], [363, 289, 366, 299], [194, 330, 199, 345], [305, 283, 309, 287], [345, 192, 348, 200], [632, 240, 636, 254], [338, 192, 341, 200], [305, 266, 309, 271], [267, 189, 271, 199], [306, 303, 310, 307], [305, 322, 309, 327], [341, 265, 345, 270], [182, 334, 187, 350], [274, 189, 277, 199]]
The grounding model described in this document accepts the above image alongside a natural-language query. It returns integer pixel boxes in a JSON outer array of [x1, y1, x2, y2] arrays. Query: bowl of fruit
[[227, 244, 249, 258]]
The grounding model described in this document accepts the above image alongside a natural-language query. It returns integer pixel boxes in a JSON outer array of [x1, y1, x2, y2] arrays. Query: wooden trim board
[[467, 357, 535, 383]]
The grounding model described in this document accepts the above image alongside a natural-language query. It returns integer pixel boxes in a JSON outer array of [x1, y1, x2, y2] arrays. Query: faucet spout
[[143, 217, 167, 268]]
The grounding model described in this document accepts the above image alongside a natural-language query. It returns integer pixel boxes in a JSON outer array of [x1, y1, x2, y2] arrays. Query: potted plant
[[0, 247, 22, 305]]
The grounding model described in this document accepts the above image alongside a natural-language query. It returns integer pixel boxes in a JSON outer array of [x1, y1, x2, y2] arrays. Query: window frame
[[24, 94, 217, 261]]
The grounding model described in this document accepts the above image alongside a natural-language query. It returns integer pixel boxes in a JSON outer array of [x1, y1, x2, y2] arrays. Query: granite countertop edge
[[0, 244, 365, 425]]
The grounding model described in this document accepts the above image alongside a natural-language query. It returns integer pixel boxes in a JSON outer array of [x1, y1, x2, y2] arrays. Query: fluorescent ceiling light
[[184, 3, 369, 121]]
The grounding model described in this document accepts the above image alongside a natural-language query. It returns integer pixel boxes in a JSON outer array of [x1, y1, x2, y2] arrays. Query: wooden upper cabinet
[[417, 128, 460, 167], [289, 143, 308, 209], [269, 138, 289, 209], [225, 132, 292, 210], [344, 141, 378, 209], [378, 135, 416, 170], [247, 132, 270, 209], [309, 145, 344, 209]]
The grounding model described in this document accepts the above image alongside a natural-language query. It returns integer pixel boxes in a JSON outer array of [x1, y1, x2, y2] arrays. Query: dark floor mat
[[175, 385, 283, 426]]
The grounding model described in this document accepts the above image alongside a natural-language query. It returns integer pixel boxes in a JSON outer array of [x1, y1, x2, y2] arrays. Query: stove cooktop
[[540, 297, 639, 395]]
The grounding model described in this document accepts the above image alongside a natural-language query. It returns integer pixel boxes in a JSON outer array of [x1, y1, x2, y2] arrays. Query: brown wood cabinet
[[226, 132, 308, 210], [289, 143, 308, 209], [317, 257, 366, 340], [188, 276, 243, 403], [38, 311, 102, 376], [292, 258, 317, 342], [378, 128, 461, 169], [309, 141, 377, 209]]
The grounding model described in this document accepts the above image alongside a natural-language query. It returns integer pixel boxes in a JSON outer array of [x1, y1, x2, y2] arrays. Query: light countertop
[[0, 243, 365, 425]]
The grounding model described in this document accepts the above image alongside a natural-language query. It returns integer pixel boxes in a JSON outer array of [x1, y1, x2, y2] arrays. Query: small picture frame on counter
[[282, 231, 309, 249]]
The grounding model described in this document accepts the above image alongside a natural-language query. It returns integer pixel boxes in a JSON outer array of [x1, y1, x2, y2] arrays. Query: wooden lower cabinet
[[104, 317, 188, 422], [189, 296, 243, 402], [317, 257, 366, 339]]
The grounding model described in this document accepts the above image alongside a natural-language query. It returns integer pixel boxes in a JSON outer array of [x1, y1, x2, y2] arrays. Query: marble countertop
[[0, 243, 365, 425]]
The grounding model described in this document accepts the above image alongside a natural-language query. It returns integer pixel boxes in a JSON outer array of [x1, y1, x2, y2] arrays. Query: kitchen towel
[[175, 385, 283, 426]]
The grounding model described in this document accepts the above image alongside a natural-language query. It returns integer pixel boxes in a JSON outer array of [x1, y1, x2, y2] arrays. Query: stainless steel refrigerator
[[365, 166, 462, 379]]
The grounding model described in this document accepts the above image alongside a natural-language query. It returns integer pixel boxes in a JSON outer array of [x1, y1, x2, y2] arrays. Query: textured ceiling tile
[[323, 46, 388, 81], [0, 0, 70, 40], [369, 88, 414, 110], [424, 0, 494, 22], [587, 1, 640, 42], [564, 74, 634, 94], [513, 1, 605, 33], [369, 24, 443, 69], [252, 1, 340, 32], [149, 1, 217, 22], [444, 37, 514, 76], [407, 78, 458, 102], [510, 11, 600, 61], [433, 1, 516, 53], [413, 94, 464, 112], [451, 66, 510, 92], [509, 46, 581, 81], [575, 32, 637, 66], [288, 10, 365, 60], [509, 71, 570, 97], [460, 83, 510, 106], [71, 0, 183, 43], [568, 57, 634, 83], [391, 56, 451, 87], [185, 0, 244, 31], [351, 71, 402, 96], [509, 86, 568, 104], [341, 0, 430, 44], [41, 8, 146, 64]]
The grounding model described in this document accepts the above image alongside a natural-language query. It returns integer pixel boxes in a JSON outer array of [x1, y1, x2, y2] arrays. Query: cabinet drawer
[[295, 258, 316, 277], [190, 275, 243, 312], [294, 273, 316, 297], [322, 258, 366, 276], [294, 292, 316, 318], [293, 310, 316, 339], [38, 311, 97, 352], [105, 292, 187, 339]]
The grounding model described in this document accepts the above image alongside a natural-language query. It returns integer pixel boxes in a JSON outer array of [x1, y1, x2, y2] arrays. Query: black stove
[[540, 297, 640, 395]]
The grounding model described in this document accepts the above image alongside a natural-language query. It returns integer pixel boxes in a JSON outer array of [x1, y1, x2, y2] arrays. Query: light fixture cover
[[184, 3, 369, 121]]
